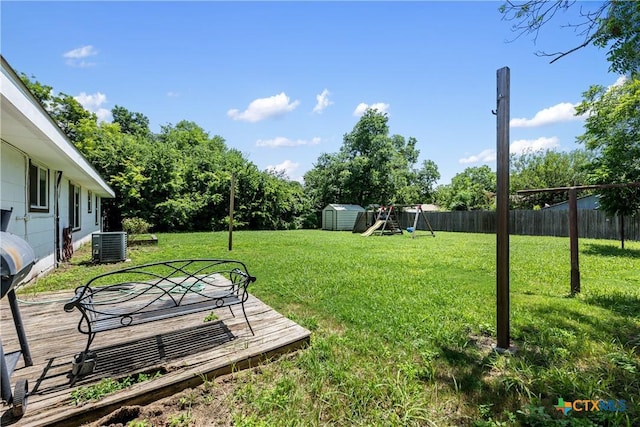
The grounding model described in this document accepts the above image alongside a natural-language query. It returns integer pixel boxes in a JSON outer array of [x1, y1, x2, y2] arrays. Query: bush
[[122, 217, 153, 235]]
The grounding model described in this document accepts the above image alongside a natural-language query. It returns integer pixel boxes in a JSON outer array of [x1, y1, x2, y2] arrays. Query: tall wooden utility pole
[[228, 174, 235, 251], [496, 67, 511, 351]]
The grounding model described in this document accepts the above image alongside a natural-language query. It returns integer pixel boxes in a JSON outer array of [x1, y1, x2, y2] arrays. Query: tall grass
[[26, 231, 640, 425]]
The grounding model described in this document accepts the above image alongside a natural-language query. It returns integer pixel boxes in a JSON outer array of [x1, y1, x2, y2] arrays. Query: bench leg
[[84, 332, 96, 355], [241, 303, 254, 336], [69, 350, 97, 386], [69, 333, 98, 386]]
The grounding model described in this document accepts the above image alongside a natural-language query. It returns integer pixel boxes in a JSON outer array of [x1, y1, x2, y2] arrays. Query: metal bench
[[64, 259, 256, 382]]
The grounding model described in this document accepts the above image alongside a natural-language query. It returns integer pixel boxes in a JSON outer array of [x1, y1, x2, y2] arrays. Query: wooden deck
[[0, 290, 310, 426]]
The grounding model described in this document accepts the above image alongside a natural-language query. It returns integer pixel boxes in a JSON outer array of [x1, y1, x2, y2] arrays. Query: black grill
[[1, 208, 36, 417], [1, 231, 36, 299]]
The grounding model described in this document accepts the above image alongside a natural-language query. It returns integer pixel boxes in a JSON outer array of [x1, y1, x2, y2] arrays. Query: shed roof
[[543, 194, 601, 210], [403, 203, 440, 212], [324, 204, 365, 211]]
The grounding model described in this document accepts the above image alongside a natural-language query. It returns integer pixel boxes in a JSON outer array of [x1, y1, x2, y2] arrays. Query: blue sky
[[1, 1, 619, 186]]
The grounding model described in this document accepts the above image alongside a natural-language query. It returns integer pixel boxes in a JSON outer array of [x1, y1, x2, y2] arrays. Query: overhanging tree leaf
[[500, 1, 640, 74], [576, 76, 640, 247]]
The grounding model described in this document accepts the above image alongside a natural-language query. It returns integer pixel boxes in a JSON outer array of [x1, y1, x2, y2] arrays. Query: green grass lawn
[[25, 230, 640, 426]]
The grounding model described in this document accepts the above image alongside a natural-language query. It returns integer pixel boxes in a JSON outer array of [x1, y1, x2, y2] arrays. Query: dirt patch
[[86, 374, 238, 427]]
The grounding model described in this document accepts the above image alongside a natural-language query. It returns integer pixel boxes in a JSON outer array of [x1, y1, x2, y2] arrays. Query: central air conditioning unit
[[92, 232, 127, 263]]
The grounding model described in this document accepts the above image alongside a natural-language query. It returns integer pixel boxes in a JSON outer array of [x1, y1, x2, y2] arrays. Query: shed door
[[323, 209, 335, 230]]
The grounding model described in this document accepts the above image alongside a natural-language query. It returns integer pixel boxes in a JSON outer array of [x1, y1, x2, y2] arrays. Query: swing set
[[359, 204, 435, 238], [407, 204, 436, 238]]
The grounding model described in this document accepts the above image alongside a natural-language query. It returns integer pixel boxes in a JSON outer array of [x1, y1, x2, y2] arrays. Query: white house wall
[[1, 140, 103, 279], [60, 176, 102, 250], [2, 56, 113, 283], [1, 141, 27, 236], [2, 140, 53, 276]]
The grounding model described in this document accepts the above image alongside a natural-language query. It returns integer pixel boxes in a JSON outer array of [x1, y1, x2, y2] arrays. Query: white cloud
[[167, 91, 181, 98], [74, 91, 112, 123], [94, 109, 112, 123], [510, 136, 560, 155], [266, 160, 300, 181], [510, 102, 585, 128], [459, 149, 496, 164], [63, 45, 98, 67], [227, 92, 300, 122], [69, 60, 96, 68], [63, 45, 98, 59], [353, 102, 390, 117], [459, 136, 561, 164], [313, 89, 333, 113], [75, 92, 106, 109], [510, 76, 626, 127], [256, 136, 321, 148], [610, 75, 628, 88]]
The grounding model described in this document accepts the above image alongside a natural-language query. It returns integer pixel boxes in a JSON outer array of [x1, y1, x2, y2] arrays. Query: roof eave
[[1, 55, 115, 198]]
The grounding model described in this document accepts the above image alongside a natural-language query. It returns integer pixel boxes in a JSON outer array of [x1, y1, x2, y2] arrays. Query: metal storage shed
[[322, 204, 365, 231], [543, 194, 601, 211]]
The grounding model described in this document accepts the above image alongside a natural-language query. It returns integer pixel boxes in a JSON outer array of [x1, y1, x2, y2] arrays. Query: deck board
[[0, 290, 310, 426]]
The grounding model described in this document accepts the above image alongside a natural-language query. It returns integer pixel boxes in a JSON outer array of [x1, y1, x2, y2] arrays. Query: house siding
[[2, 56, 113, 283], [2, 140, 55, 276], [1, 142, 27, 235], [1, 140, 103, 278]]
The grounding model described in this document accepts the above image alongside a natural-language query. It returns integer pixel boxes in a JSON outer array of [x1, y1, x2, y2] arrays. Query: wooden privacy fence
[[395, 210, 640, 241]]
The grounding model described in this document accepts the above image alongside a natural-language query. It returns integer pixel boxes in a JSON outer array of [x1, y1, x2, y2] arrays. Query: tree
[[436, 166, 496, 211], [500, 1, 639, 245], [20, 72, 97, 145], [395, 159, 441, 205], [510, 149, 592, 209], [20, 73, 313, 232], [74, 120, 146, 229], [304, 109, 438, 211], [303, 152, 350, 211], [339, 109, 397, 206], [575, 76, 640, 247], [111, 105, 151, 138], [500, 1, 640, 74], [19, 73, 53, 105], [415, 160, 441, 202]]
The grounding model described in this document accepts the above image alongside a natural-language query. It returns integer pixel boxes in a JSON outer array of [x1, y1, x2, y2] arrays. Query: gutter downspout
[[54, 171, 63, 265], [23, 155, 29, 239]]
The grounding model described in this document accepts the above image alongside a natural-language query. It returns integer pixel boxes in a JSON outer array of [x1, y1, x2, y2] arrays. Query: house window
[[95, 195, 99, 226], [69, 182, 81, 230], [88, 190, 92, 213], [29, 161, 49, 212]]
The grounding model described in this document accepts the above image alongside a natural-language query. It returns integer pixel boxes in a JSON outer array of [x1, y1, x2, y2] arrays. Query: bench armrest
[[64, 286, 92, 312]]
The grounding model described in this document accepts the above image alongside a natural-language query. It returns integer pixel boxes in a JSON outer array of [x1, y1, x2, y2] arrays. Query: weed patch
[[72, 371, 162, 405]]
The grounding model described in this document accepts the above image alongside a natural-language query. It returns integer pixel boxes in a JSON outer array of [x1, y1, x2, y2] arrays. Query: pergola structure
[[494, 66, 640, 350], [517, 182, 640, 294]]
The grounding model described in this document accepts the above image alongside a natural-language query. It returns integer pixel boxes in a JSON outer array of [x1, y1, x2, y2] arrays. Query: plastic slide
[[361, 220, 385, 237]]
